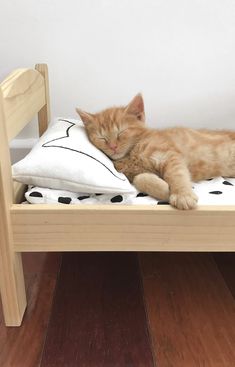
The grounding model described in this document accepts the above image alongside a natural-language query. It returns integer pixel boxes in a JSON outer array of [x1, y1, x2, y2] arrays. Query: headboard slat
[[35, 64, 50, 136], [0, 68, 46, 142]]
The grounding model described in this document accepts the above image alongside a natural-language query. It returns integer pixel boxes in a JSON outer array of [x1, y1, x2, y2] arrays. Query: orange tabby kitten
[[76, 95, 235, 209]]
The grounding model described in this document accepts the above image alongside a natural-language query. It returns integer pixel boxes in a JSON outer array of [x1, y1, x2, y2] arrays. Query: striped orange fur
[[76, 95, 235, 209]]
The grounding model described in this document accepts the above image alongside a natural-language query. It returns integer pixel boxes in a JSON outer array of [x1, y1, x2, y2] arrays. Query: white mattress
[[24, 176, 235, 205]]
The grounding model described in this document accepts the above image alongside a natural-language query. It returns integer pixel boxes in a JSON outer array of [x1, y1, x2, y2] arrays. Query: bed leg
[[0, 89, 26, 326], [0, 232, 27, 327]]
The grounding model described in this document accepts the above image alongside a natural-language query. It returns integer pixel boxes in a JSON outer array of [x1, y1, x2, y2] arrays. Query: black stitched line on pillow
[[42, 119, 126, 182], [43, 119, 74, 145]]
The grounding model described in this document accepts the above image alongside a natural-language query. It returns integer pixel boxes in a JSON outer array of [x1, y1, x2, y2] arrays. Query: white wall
[[1, 0, 235, 141]]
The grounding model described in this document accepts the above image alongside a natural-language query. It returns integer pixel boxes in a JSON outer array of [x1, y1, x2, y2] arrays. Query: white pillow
[[12, 118, 136, 194]]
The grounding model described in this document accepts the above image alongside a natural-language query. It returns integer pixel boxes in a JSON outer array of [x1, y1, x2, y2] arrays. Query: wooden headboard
[[0, 64, 50, 141], [0, 64, 50, 204]]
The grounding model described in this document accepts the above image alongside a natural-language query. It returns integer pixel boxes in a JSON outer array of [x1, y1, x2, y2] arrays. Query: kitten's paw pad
[[169, 192, 198, 210]]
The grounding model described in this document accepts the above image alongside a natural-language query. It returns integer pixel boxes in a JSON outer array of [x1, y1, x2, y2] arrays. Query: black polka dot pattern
[[29, 191, 43, 197], [223, 180, 233, 186], [77, 195, 90, 200], [58, 197, 72, 204], [111, 195, 123, 203], [25, 175, 235, 206], [136, 193, 148, 197], [157, 201, 169, 205]]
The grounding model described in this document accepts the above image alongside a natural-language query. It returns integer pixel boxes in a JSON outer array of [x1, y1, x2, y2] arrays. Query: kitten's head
[[76, 94, 145, 160]]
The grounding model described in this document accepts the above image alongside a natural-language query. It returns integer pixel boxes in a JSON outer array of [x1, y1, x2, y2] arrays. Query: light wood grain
[[0, 90, 26, 326], [13, 181, 27, 204], [0, 64, 48, 326], [1, 68, 45, 141], [35, 64, 50, 136], [11, 205, 235, 251]]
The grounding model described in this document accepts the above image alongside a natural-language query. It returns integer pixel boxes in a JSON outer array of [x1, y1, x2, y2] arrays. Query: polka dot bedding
[[25, 176, 235, 205]]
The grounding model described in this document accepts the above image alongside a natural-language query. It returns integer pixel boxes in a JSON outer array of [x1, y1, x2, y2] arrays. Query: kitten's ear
[[125, 93, 145, 122], [76, 108, 95, 125]]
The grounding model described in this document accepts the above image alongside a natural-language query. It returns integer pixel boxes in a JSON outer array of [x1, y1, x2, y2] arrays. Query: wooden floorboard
[[213, 253, 235, 299], [1, 252, 234, 366], [140, 253, 235, 367], [40, 252, 154, 367], [0, 253, 61, 367]]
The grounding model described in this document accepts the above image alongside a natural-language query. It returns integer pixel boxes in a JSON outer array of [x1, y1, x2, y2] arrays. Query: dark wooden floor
[[0, 252, 235, 367]]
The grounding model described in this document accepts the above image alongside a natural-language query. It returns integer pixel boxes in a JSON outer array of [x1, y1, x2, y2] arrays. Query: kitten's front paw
[[114, 161, 124, 172], [169, 192, 198, 210]]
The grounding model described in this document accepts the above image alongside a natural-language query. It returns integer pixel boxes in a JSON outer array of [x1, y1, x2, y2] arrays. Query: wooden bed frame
[[0, 64, 235, 327]]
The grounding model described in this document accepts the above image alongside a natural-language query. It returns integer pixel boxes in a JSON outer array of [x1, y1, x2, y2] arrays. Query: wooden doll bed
[[0, 64, 235, 327]]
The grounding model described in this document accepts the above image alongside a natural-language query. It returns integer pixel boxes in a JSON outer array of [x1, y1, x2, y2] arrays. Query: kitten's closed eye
[[98, 129, 128, 142], [99, 137, 107, 142]]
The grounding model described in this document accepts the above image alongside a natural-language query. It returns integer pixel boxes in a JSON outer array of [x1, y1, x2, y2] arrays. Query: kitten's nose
[[109, 143, 118, 152]]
